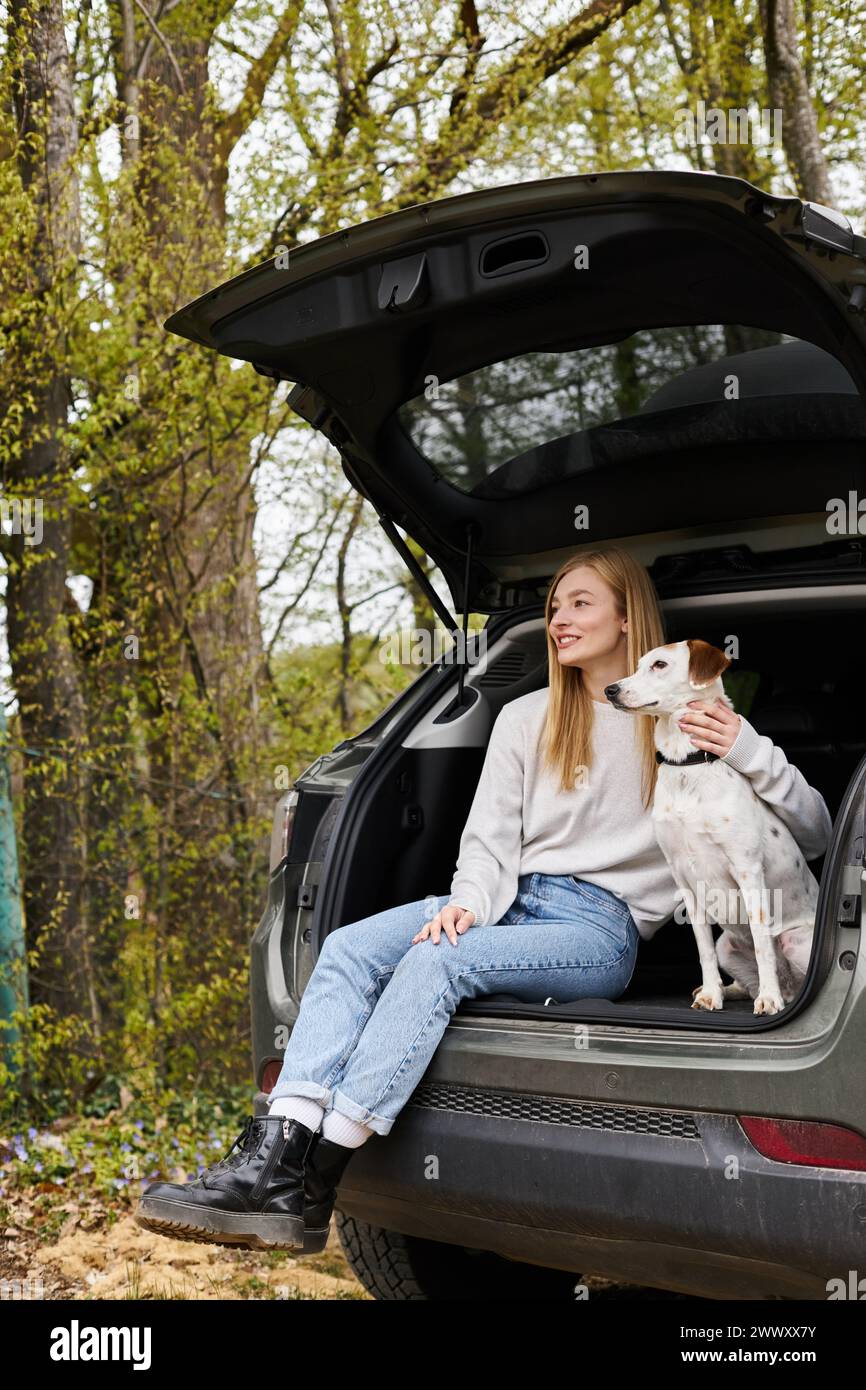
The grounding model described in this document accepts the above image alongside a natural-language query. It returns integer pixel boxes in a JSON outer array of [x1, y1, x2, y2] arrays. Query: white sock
[[320, 1109, 375, 1148], [268, 1095, 325, 1131]]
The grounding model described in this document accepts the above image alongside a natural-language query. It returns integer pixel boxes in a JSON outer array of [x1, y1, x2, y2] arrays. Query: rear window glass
[[397, 327, 862, 497]]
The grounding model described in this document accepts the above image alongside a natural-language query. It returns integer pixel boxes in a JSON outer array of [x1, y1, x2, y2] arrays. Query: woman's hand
[[678, 698, 742, 756], [412, 904, 475, 947]]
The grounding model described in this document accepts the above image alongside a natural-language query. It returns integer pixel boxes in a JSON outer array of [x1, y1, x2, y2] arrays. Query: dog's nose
[[604, 683, 620, 698]]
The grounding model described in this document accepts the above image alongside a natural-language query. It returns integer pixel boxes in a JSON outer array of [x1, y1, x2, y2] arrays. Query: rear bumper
[[256, 1082, 866, 1300]]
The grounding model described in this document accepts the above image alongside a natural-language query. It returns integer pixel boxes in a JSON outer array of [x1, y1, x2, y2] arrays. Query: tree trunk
[[136, 37, 272, 823], [759, 0, 833, 203], [5, 0, 94, 1027]]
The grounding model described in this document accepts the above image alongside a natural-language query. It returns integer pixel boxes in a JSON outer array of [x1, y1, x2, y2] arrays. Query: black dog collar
[[656, 749, 720, 766]]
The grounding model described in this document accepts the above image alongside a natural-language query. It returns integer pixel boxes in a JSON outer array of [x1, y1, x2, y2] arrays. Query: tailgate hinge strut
[[375, 510, 479, 702]]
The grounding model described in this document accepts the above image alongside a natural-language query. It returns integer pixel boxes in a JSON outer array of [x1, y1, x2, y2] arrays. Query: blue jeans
[[268, 872, 640, 1136]]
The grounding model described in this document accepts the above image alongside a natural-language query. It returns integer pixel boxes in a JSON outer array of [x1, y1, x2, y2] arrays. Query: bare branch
[[216, 1, 304, 161], [448, 0, 485, 119], [393, 0, 645, 205], [130, 0, 185, 90], [264, 496, 349, 656], [324, 0, 353, 104]]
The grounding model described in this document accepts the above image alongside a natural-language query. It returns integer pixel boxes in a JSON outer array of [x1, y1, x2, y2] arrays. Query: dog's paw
[[753, 991, 784, 1016], [722, 980, 751, 1000], [691, 984, 724, 1010]]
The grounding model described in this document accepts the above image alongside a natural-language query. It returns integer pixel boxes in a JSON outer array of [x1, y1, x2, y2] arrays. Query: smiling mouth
[[555, 635, 582, 648]]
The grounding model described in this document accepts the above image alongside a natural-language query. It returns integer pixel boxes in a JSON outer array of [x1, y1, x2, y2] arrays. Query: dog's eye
[[651, 660, 668, 671]]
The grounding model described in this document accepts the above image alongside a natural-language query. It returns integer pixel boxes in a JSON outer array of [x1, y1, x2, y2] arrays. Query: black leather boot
[[302, 1132, 358, 1254], [135, 1115, 316, 1251]]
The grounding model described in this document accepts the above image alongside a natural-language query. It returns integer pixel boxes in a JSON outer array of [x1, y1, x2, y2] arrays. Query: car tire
[[335, 1211, 590, 1300]]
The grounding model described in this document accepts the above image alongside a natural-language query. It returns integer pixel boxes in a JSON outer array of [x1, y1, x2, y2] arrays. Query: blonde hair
[[541, 547, 666, 807]]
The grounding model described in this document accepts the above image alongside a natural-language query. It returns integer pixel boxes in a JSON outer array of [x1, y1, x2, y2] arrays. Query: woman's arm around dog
[[679, 698, 832, 860]]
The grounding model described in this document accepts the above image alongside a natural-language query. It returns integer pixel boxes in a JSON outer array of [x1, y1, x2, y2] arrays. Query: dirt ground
[[0, 1193, 367, 1301]]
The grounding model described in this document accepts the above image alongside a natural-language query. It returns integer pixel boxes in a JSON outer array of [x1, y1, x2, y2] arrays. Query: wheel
[[335, 1211, 581, 1300]]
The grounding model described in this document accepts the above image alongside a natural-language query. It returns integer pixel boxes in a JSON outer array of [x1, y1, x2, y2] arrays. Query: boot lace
[[199, 1116, 257, 1187]]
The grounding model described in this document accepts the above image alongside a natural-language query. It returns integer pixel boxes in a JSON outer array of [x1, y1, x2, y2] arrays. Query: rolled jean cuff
[[267, 1079, 332, 1107], [330, 1086, 393, 1137]]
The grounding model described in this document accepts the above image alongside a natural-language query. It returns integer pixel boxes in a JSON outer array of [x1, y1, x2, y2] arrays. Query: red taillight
[[261, 1060, 282, 1094], [739, 1116, 866, 1171], [269, 789, 298, 872]]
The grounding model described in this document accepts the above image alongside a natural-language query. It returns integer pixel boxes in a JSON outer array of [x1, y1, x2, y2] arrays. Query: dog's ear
[[686, 639, 731, 690]]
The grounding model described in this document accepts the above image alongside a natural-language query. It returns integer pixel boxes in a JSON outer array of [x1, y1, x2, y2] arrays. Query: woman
[[136, 546, 832, 1252]]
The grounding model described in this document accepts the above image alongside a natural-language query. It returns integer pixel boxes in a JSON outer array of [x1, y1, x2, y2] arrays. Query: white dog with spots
[[605, 639, 818, 1015]]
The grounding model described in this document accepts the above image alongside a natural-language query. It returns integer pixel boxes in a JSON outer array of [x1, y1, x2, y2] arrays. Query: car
[[166, 170, 866, 1300]]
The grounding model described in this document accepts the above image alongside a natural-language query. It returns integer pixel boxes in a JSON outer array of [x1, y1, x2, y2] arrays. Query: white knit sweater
[[447, 688, 833, 941]]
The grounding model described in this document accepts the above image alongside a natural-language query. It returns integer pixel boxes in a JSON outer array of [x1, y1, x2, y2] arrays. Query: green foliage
[[0, 0, 862, 1121], [0, 1082, 257, 1221]]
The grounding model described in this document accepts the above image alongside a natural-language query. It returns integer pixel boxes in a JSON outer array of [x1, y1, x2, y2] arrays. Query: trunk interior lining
[[329, 593, 865, 1025]]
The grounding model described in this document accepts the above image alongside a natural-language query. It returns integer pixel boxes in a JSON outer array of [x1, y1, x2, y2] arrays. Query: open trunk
[[165, 170, 866, 618], [312, 558, 866, 1031]]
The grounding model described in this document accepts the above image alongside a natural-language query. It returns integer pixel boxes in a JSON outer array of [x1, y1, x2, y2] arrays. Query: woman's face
[[548, 565, 627, 670]]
